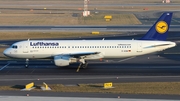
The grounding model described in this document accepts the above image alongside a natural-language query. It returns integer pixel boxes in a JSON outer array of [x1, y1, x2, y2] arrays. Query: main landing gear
[[76, 59, 88, 72], [25, 59, 29, 68]]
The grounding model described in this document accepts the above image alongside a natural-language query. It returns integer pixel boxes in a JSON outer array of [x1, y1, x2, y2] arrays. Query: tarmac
[[0, 10, 180, 101], [0, 96, 180, 101]]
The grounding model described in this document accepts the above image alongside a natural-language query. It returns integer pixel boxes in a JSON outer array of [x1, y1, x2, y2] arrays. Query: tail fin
[[139, 12, 173, 41]]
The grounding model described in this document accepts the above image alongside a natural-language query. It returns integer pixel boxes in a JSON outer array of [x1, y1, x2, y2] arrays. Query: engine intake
[[54, 55, 70, 66]]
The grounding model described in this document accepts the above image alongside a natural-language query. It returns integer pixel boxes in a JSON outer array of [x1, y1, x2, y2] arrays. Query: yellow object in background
[[43, 82, 49, 90], [104, 82, 113, 88], [92, 32, 100, 34], [41, 82, 51, 90], [104, 15, 112, 21], [25, 82, 34, 90]]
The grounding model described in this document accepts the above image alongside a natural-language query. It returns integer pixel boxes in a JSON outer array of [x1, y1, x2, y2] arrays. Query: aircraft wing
[[55, 52, 101, 58]]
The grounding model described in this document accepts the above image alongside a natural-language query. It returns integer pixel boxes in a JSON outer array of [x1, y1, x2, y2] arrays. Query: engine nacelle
[[54, 55, 70, 66]]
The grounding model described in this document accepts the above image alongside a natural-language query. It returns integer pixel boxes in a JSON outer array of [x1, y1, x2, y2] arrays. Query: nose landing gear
[[25, 59, 29, 68]]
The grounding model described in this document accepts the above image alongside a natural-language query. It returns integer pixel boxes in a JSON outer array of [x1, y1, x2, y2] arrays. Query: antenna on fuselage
[[102, 38, 105, 40], [28, 39, 30, 41]]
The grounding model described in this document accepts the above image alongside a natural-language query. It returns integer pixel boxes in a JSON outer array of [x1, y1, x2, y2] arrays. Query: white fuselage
[[3, 40, 176, 59]]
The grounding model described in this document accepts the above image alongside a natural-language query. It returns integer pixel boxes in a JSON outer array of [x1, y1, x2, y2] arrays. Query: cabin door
[[23, 43, 29, 53]]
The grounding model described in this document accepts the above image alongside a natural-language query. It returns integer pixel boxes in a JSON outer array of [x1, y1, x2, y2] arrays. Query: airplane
[[3, 12, 176, 72]]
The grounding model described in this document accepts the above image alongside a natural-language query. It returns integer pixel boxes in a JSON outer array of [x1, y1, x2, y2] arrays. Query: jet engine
[[54, 55, 70, 66]]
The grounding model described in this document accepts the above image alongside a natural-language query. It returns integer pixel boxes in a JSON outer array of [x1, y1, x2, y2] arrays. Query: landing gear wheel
[[82, 62, 88, 69], [25, 59, 29, 68], [25, 64, 29, 68]]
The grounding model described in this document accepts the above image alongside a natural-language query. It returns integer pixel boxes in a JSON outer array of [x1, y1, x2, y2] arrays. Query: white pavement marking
[[30, 69, 35, 74], [117, 57, 136, 62], [0, 96, 179, 101], [6, 66, 22, 69], [0, 63, 10, 71], [0, 76, 180, 81]]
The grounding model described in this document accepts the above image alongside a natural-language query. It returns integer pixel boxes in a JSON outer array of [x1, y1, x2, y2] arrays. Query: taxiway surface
[[0, 25, 179, 32], [1, 54, 180, 86], [0, 38, 180, 99]]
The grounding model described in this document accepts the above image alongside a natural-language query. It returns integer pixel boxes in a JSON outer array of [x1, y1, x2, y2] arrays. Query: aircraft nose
[[3, 48, 10, 57]]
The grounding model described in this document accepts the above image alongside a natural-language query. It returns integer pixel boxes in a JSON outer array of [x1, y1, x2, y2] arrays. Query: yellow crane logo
[[155, 21, 168, 34]]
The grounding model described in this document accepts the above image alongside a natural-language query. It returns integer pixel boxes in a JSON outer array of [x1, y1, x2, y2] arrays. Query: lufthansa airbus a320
[[3, 12, 176, 72]]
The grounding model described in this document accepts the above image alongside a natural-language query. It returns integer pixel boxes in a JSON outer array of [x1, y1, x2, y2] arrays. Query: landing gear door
[[23, 42, 29, 53], [137, 43, 142, 52]]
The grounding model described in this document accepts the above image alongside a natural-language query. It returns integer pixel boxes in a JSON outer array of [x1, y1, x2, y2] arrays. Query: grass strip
[[0, 14, 141, 25], [0, 31, 121, 40], [1, 82, 180, 95], [79, 14, 141, 25]]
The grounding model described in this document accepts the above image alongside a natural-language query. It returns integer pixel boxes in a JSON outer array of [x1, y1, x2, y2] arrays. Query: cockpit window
[[11, 45, 18, 49]]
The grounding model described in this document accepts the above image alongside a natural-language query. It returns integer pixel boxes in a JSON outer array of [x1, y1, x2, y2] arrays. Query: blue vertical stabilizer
[[139, 12, 173, 41]]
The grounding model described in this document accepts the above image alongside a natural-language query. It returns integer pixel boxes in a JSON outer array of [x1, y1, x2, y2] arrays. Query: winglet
[[139, 12, 173, 41]]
